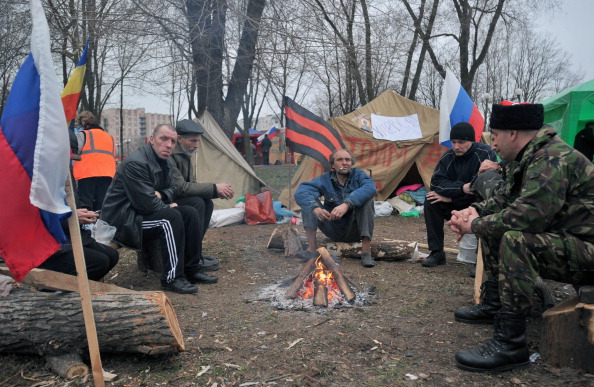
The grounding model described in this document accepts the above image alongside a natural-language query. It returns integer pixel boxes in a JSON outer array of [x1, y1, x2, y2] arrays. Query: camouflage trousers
[[480, 230, 594, 313]]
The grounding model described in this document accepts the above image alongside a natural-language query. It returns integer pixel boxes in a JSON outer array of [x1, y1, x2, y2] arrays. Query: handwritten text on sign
[[371, 114, 423, 141]]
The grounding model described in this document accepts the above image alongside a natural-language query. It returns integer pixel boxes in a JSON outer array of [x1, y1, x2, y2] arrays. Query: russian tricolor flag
[[0, 0, 71, 281], [257, 126, 280, 143], [439, 68, 484, 147]]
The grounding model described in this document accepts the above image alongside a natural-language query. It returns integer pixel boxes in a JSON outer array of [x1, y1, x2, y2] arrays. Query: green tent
[[540, 79, 594, 146]]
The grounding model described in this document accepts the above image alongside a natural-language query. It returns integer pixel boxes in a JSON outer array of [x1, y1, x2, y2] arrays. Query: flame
[[297, 257, 343, 300]]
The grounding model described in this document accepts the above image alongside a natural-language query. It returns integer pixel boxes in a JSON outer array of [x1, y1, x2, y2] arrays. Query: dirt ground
[[1, 166, 593, 386]]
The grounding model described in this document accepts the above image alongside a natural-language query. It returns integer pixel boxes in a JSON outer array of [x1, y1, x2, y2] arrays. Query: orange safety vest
[[73, 129, 116, 180]]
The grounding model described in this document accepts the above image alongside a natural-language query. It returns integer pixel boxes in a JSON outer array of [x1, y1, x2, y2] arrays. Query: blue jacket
[[295, 168, 376, 213], [431, 142, 497, 207]]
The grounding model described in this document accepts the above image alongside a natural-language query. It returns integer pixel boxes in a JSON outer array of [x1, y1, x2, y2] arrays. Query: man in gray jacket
[[172, 120, 234, 276], [101, 124, 207, 294]]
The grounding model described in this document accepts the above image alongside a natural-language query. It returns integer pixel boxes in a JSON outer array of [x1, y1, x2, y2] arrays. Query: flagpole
[[64, 174, 105, 387]]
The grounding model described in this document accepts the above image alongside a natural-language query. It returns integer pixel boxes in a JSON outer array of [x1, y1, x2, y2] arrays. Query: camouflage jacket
[[471, 126, 594, 250]]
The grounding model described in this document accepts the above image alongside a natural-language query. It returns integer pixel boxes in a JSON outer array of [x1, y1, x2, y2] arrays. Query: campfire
[[284, 248, 359, 307]]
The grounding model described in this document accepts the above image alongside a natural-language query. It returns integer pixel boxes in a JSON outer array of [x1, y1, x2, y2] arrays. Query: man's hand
[[77, 209, 99, 225], [462, 183, 473, 195], [155, 191, 162, 199], [447, 207, 479, 240], [330, 203, 350, 220], [478, 160, 500, 175], [313, 207, 331, 222], [169, 203, 178, 208], [426, 191, 452, 204], [216, 183, 234, 200]]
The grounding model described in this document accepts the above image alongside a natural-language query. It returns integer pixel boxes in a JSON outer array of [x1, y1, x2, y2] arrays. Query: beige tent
[[279, 90, 446, 208], [194, 111, 267, 209]]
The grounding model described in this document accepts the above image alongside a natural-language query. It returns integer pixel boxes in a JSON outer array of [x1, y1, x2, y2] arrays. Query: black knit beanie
[[450, 122, 476, 142], [489, 102, 544, 130]]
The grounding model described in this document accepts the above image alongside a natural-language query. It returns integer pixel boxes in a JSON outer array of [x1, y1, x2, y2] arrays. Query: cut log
[[0, 285, 184, 356], [318, 248, 356, 302], [283, 227, 304, 257], [137, 238, 163, 274], [540, 297, 594, 372], [285, 258, 316, 299], [313, 279, 328, 307], [45, 353, 89, 379]]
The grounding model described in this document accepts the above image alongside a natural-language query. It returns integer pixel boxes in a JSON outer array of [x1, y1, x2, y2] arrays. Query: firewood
[[285, 258, 317, 299], [540, 297, 594, 372], [0, 285, 184, 356], [318, 248, 355, 302], [283, 227, 304, 257], [313, 279, 328, 307], [45, 353, 89, 379]]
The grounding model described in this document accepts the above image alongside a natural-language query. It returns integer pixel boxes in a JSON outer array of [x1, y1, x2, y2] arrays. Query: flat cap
[[175, 119, 205, 135]]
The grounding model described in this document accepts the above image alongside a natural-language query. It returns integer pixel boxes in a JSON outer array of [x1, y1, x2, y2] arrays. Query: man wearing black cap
[[449, 101, 594, 372], [172, 119, 235, 280], [422, 122, 497, 267]]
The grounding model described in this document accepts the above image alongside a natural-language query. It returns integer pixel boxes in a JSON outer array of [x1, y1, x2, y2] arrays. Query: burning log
[[318, 248, 356, 301], [285, 258, 317, 299], [267, 226, 415, 261], [313, 279, 328, 307], [0, 284, 185, 356]]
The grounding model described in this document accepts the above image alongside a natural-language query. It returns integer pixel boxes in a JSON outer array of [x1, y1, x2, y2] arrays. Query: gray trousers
[[302, 199, 374, 243]]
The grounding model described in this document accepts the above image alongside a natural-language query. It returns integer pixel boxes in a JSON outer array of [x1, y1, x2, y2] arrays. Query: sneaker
[[161, 278, 198, 294], [199, 254, 220, 272], [186, 271, 219, 284], [296, 250, 319, 261], [361, 252, 376, 267], [422, 250, 446, 267]]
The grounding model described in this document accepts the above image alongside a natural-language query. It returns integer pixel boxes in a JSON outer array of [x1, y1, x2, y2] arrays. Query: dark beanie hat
[[489, 101, 544, 130], [450, 122, 476, 142]]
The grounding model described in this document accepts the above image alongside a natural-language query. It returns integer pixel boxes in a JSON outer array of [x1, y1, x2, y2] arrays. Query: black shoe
[[161, 278, 198, 294], [422, 250, 446, 267], [198, 254, 220, 272], [361, 252, 376, 267], [186, 271, 218, 284], [454, 281, 501, 324], [455, 311, 529, 372], [296, 250, 319, 261], [469, 264, 476, 278]]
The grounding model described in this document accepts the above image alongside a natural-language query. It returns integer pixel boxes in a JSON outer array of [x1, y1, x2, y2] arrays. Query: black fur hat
[[490, 102, 544, 130], [450, 122, 476, 142]]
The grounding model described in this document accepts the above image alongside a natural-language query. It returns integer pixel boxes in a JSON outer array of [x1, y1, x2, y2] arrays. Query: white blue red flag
[[257, 126, 280, 143], [0, 0, 71, 281], [439, 68, 484, 147]]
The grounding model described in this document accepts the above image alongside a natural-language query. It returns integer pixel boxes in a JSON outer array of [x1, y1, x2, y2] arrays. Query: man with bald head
[[101, 124, 205, 294]]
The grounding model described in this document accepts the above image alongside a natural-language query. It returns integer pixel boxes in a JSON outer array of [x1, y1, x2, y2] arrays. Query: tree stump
[[0, 285, 184, 356], [137, 238, 163, 274], [540, 297, 594, 372]]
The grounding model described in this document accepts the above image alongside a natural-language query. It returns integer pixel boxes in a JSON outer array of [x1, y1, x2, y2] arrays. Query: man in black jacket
[[101, 124, 204, 294], [422, 122, 497, 267]]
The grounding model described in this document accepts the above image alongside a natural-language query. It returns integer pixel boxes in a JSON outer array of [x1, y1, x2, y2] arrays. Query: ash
[[254, 277, 375, 312]]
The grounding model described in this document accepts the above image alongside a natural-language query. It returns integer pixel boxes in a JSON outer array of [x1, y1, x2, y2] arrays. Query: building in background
[[101, 108, 172, 159]]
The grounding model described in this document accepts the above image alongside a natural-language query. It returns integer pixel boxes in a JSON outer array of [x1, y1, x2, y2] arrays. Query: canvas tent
[[194, 111, 267, 209], [541, 78, 594, 146], [279, 90, 446, 209]]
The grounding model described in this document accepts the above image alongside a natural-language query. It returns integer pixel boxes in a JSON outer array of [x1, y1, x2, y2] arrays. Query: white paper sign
[[371, 113, 423, 141]]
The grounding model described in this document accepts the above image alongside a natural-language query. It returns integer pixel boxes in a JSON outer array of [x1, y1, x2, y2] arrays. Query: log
[[313, 279, 328, 307], [318, 248, 356, 302], [283, 227, 304, 257], [540, 297, 594, 372], [285, 258, 316, 299], [45, 353, 89, 379], [0, 285, 184, 356], [137, 238, 163, 274]]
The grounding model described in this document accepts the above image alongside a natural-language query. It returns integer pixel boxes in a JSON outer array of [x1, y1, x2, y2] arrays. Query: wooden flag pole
[[64, 175, 105, 386]]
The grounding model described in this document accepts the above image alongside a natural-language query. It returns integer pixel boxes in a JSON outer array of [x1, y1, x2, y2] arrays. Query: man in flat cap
[[422, 122, 497, 268], [171, 119, 234, 279], [449, 101, 594, 372]]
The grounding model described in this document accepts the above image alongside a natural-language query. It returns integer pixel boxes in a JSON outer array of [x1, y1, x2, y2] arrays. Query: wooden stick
[[415, 242, 459, 254], [473, 243, 485, 304], [313, 280, 328, 307], [285, 258, 317, 299], [317, 248, 355, 302], [65, 176, 105, 386]]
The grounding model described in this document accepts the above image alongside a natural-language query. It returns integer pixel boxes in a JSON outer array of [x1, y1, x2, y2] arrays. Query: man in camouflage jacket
[[448, 101, 594, 373]]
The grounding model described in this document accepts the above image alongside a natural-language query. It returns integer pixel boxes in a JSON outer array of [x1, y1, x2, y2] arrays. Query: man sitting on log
[[294, 149, 377, 267], [171, 119, 236, 281], [422, 122, 497, 268], [448, 101, 594, 372], [101, 124, 206, 294]]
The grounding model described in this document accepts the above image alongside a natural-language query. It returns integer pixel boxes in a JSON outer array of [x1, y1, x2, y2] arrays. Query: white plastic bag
[[374, 201, 394, 217], [91, 219, 117, 245]]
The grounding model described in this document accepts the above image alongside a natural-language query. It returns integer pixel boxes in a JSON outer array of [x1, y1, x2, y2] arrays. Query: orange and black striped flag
[[283, 96, 345, 171]]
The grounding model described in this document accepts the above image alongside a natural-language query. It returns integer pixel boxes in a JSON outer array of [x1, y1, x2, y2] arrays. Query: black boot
[[422, 250, 446, 267], [455, 311, 530, 372], [454, 280, 501, 324]]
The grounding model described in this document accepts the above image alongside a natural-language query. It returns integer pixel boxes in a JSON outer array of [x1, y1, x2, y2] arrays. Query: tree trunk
[[0, 286, 184, 356]]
